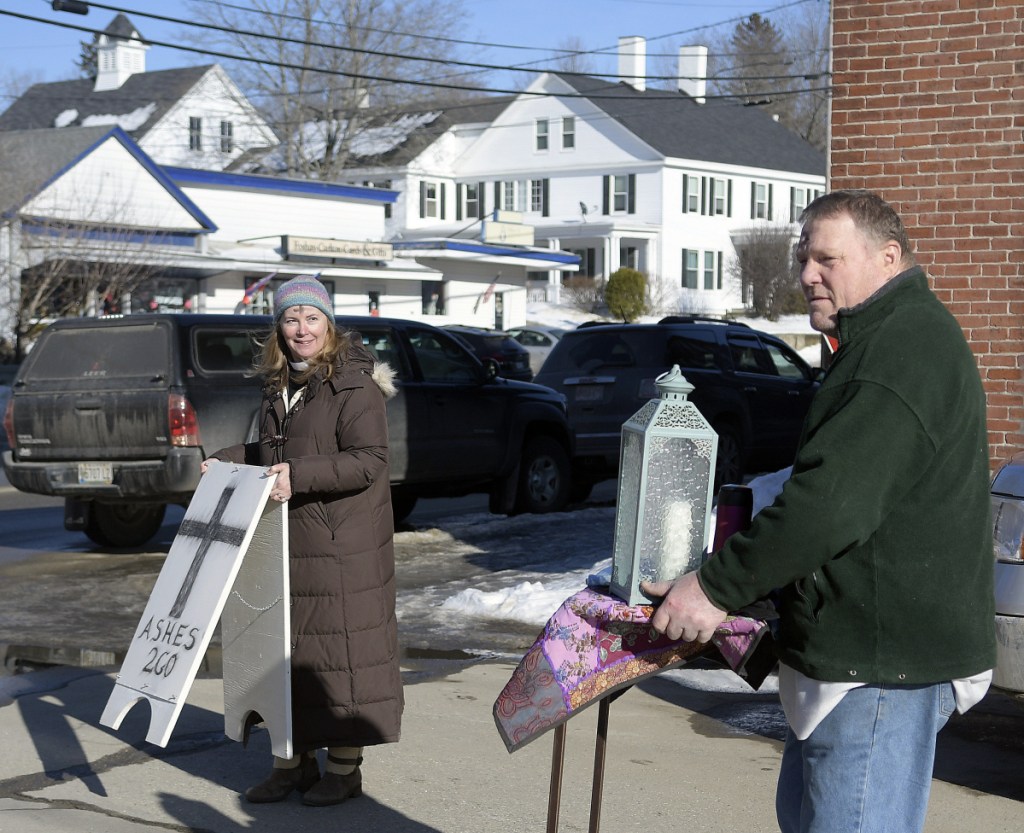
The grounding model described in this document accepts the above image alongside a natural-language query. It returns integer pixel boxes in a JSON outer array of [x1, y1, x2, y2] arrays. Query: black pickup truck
[[2, 314, 574, 547]]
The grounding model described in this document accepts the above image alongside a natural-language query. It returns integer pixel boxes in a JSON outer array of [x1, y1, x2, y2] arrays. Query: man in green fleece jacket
[[641, 190, 995, 833]]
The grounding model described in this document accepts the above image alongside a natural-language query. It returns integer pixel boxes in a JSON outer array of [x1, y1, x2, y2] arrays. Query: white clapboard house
[[335, 39, 826, 317], [0, 13, 278, 171]]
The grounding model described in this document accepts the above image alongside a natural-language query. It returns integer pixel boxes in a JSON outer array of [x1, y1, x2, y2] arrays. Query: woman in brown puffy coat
[[204, 275, 402, 807]]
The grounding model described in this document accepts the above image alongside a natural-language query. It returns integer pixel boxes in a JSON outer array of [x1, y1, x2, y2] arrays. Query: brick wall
[[830, 0, 1024, 469]]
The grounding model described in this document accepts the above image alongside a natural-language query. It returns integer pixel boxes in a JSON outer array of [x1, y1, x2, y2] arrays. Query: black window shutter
[[627, 174, 636, 214], [602, 175, 610, 215], [456, 183, 463, 221], [478, 181, 486, 218], [419, 181, 426, 218], [701, 177, 708, 215], [727, 180, 733, 216], [682, 173, 688, 212], [440, 183, 446, 220], [750, 182, 757, 219], [768, 184, 774, 220], [681, 249, 688, 287], [494, 181, 501, 214], [542, 179, 550, 217], [717, 252, 723, 289]]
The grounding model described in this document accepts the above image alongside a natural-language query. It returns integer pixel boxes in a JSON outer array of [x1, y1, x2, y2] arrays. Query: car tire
[[85, 502, 167, 548], [514, 436, 571, 514], [713, 423, 745, 490], [390, 488, 418, 524]]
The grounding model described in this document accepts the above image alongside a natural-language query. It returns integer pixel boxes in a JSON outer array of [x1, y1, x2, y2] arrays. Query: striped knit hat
[[273, 275, 334, 324]]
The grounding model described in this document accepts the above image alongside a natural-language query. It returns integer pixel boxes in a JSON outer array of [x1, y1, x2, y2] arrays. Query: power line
[[1, 8, 829, 101], [50, 0, 827, 86], [185, 0, 820, 60]]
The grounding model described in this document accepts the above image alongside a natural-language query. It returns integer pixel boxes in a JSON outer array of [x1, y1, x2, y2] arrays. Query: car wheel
[[390, 488, 418, 524], [713, 423, 745, 490], [85, 503, 167, 548], [515, 436, 571, 514]]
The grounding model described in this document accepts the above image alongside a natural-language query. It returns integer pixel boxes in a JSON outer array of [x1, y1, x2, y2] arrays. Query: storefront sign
[[284, 235, 394, 261]]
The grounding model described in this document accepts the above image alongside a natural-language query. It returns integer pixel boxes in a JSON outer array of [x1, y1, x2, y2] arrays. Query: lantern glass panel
[[637, 435, 712, 582], [611, 429, 644, 591]]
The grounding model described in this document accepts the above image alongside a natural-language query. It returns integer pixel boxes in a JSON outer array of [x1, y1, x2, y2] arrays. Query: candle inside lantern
[[659, 499, 695, 579]]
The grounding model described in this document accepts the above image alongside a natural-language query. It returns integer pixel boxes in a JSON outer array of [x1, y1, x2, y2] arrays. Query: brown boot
[[301, 753, 363, 807], [245, 755, 320, 803]]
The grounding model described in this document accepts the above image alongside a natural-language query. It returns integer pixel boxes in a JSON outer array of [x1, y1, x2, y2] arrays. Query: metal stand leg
[[588, 697, 611, 833], [546, 723, 567, 833]]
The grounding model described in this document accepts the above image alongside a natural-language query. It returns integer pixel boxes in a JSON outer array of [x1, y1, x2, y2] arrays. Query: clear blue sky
[[0, 0, 819, 99]]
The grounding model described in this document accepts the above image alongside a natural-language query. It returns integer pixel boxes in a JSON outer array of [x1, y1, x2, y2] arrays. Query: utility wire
[[1, 9, 830, 101], [48, 0, 827, 85], [183, 0, 822, 60]]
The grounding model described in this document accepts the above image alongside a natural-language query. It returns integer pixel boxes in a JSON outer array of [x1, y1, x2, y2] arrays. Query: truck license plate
[[78, 462, 113, 484], [574, 385, 604, 402]]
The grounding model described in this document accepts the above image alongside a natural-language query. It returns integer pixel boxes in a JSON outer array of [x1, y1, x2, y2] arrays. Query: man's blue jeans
[[776, 681, 956, 833]]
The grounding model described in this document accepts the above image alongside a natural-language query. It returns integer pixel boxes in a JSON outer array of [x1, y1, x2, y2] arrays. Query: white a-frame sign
[[100, 461, 294, 757]]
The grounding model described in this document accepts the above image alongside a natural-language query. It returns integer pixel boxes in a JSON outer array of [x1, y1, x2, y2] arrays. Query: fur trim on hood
[[371, 361, 398, 399]]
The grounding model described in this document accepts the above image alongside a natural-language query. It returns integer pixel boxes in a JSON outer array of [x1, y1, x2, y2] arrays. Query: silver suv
[[989, 452, 1024, 699]]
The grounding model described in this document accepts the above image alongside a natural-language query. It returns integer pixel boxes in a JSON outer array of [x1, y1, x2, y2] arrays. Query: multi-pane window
[[220, 120, 233, 153], [536, 119, 549, 151], [602, 173, 636, 214], [790, 186, 822, 221], [751, 182, 772, 220], [704, 251, 716, 289], [682, 175, 732, 216], [464, 182, 481, 219], [682, 249, 723, 290], [530, 179, 546, 213], [684, 175, 700, 213], [711, 178, 729, 215], [562, 116, 575, 149], [501, 180, 521, 211], [420, 180, 445, 218], [188, 116, 202, 151], [682, 249, 699, 289], [613, 175, 631, 212]]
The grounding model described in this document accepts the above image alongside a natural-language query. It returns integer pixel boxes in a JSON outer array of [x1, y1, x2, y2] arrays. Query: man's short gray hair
[[800, 190, 915, 266]]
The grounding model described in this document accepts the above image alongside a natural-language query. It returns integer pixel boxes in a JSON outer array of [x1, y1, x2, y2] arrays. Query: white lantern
[[609, 365, 718, 606]]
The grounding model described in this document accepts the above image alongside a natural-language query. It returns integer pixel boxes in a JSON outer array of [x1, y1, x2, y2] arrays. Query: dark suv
[[443, 325, 533, 382], [533, 317, 820, 495], [3, 314, 573, 547]]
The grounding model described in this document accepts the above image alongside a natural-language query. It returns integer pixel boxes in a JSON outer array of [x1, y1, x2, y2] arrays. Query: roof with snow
[[553, 72, 824, 175], [343, 96, 515, 167], [0, 64, 214, 137], [339, 75, 823, 176]]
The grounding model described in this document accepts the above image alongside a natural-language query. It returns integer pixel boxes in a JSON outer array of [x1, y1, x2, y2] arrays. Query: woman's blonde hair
[[251, 321, 352, 392]]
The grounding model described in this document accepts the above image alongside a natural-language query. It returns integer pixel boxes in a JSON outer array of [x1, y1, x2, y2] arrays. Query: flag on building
[[234, 273, 277, 313]]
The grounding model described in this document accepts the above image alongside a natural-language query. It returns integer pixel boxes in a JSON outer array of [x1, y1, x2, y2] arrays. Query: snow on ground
[[401, 470, 791, 697]]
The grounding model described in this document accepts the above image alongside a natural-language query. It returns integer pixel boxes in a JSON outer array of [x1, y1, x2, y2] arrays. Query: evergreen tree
[[77, 38, 97, 80], [604, 268, 648, 323]]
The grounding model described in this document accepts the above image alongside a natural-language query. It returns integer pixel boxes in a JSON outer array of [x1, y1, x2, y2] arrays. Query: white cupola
[[94, 14, 149, 92]]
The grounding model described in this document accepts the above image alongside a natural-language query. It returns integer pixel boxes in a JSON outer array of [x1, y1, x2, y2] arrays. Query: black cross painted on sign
[[169, 485, 248, 619]]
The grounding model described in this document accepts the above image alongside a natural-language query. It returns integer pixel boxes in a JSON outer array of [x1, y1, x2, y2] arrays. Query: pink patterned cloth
[[493, 587, 769, 752]]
